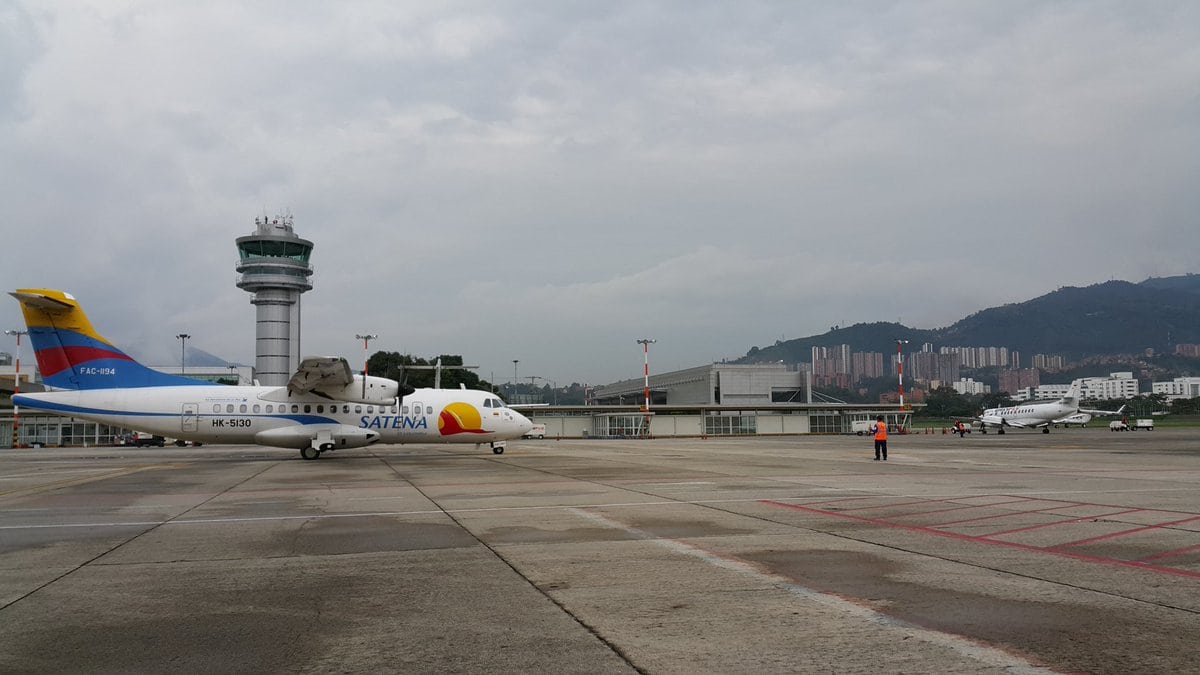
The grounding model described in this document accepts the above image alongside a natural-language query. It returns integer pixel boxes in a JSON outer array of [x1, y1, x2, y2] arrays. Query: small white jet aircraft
[[974, 381, 1125, 434], [10, 289, 533, 460]]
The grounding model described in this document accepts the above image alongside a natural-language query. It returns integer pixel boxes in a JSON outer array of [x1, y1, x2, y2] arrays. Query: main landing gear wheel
[[301, 446, 321, 460], [1042, 427, 1050, 434], [492, 445, 504, 455]]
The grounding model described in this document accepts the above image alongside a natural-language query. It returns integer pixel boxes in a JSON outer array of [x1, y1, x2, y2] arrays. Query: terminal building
[[592, 363, 809, 406], [527, 363, 908, 439]]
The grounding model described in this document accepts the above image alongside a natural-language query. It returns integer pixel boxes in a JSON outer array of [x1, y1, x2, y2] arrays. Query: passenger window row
[[209, 403, 433, 415]]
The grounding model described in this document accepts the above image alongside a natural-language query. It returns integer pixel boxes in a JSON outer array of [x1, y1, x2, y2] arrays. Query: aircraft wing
[[1079, 405, 1126, 417], [287, 357, 355, 395], [975, 415, 1037, 429]]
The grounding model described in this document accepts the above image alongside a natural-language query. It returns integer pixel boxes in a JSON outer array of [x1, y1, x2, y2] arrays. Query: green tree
[[921, 387, 977, 418], [979, 392, 1016, 410], [366, 352, 493, 392], [1171, 396, 1200, 415]]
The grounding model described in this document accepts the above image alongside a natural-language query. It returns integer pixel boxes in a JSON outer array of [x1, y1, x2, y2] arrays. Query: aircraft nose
[[515, 411, 534, 434]]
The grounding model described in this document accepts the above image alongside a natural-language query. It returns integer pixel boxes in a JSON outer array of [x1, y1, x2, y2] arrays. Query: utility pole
[[512, 359, 519, 401], [356, 334, 377, 400], [176, 334, 191, 375], [6, 329, 28, 448]]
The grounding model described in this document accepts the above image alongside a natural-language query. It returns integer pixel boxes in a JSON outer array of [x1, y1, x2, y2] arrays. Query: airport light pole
[[356, 334, 377, 400], [637, 339, 656, 412], [896, 339, 910, 409], [176, 334, 191, 375], [512, 359, 519, 401], [6, 329, 28, 448], [637, 339, 656, 438]]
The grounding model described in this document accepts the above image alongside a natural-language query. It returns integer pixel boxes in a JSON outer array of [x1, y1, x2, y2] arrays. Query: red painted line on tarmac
[[994, 494, 1200, 518], [759, 499, 1200, 580], [980, 509, 1145, 539], [1136, 543, 1200, 563], [772, 496, 874, 508], [884, 498, 1037, 521], [837, 497, 951, 512], [932, 502, 1086, 528], [1051, 515, 1200, 550]]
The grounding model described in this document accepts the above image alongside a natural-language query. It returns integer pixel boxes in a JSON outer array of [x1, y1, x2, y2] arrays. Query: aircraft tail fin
[[10, 289, 205, 390], [1060, 380, 1082, 404]]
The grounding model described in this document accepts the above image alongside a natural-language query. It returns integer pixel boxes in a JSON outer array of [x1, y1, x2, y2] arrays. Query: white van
[[851, 420, 874, 436], [523, 424, 546, 439]]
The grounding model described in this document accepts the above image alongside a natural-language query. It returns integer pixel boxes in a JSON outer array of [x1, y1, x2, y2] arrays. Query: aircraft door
[[182, 403, 199, 432]]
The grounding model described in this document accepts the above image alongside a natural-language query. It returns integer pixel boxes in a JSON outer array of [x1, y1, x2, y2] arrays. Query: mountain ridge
[[737, 274, 1200, 365]]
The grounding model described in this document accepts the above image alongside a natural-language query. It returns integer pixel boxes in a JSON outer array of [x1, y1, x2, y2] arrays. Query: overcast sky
[[2, 1, 1197, 386]]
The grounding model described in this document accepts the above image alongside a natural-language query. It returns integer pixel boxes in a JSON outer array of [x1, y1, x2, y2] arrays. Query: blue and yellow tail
[[11, 289, 206, 390]]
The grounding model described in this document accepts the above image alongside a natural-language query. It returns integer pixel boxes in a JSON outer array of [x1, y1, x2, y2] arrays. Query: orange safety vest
[[873, 422, 888, 441]]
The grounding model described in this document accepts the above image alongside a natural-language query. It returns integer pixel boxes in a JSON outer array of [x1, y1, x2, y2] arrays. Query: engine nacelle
[[315, 375, 399, 405], [255, 424, 380, 450]]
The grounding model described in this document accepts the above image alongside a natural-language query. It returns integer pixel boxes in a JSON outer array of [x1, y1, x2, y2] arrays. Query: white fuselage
[[16, 385, 533, 447], [979, 400, 1076, 429]]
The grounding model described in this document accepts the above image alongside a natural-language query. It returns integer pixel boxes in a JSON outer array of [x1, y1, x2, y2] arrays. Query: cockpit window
[[490, 398, 505, 408]]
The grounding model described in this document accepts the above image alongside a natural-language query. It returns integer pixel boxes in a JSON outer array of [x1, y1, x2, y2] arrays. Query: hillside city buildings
[[802, 341, 1200, 403]]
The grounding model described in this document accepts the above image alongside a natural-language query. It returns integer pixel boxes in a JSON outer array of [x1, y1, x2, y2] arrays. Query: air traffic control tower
[[235, 214, 314, 386]]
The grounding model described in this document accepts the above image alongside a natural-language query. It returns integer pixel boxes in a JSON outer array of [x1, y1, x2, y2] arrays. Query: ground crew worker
[[871, 415, 888, 461], [954, 420, 966, 438]]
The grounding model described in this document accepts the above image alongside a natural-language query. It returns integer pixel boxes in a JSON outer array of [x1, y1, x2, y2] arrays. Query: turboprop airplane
[[974, 381, 1125, 434], [10, 288, 533, 460]]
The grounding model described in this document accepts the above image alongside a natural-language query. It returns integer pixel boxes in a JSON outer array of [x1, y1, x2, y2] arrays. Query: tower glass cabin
[[235, 215, 314, 386]]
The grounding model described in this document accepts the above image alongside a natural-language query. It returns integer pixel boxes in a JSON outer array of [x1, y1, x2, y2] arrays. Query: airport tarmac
[[1, 429, 1198, 674]]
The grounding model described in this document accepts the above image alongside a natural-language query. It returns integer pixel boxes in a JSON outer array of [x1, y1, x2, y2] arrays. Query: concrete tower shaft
[[235, 215, 314, 386]]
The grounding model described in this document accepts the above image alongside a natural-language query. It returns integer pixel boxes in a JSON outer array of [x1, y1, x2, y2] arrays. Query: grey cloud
[[2, 1, 1198, 385]]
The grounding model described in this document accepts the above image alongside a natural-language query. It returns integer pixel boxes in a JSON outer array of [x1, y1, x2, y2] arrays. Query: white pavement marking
[[0, 469, 117, 480], [569, 507, 1057, 675]]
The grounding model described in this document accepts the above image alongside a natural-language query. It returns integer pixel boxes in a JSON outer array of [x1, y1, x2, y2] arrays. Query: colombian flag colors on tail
[[11, 288, 205, 390]]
